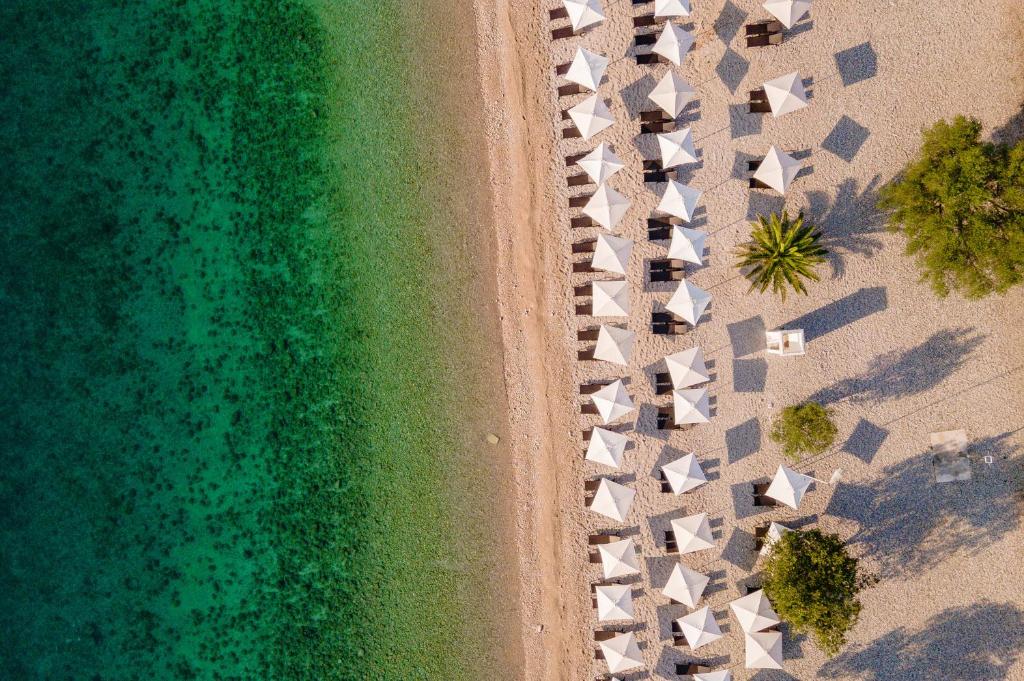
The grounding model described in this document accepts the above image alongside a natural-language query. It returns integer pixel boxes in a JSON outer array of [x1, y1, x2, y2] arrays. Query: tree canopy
[[762, 529, 867, 657], [769, 401, 837, 461], [879, 115, 1024, 298], [734, 211, 827, 300]]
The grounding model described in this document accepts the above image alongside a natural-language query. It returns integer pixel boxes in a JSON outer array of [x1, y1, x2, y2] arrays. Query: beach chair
[[581, 402, 599, 415], [752, 482, 779, 507], [555, 62, 571, 76], [753, 522, 771, 550], [656, 468, 674, 493], [648, 218, 676, 240], [572, 239, 597, 254], [640, 110, 671, 123], [572, 261, 595, 274], [573, 284, 592, 297], [651, 258, 685, 271], [560, 109, 573, 121], [578, 328, 601, 342], [745, 20, 783, 35], [558, 83, 584, 98], [562, 126, 583, 139], [571, 216, 595, 229], [578, 348, 595, 361], [576, 303, 593, 315], [650, 268, 684, 283], [635, 52, 663, 65], [747, 31, 783, 47], [664, 529, 678, 553], [567, 172, 593, 187], [749, 87, 773, 113], [568, 194, 593, 208], [657, 406, 682, 430], [565, 151, 587, 165], [633, 14, 658, 27], [641, 120, 676, 134], [644, 169, 670, 183], [676, 663, 711, 675], [584, 478, 602, 492], [589, 533, 619, 545], [632, 0, 654, 4], [589, 550, 603, 563], [654, 372, 673, 396], [750, 177, 771, 189], [551, 26, 575, 40], [634, 33, 657, 46], [580, 380, 609, 395]]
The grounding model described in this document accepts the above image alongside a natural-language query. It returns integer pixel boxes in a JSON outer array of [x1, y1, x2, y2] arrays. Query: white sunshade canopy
[[760, 522, 793, 556], [745, 631, 784, 669], [667, 280, 711, 325], [765, 464, 814, 509], [763, 72, 808, 117], [578, 142, 625, 184], [658, 180, 702, 221], [763, 0, 810, 28], [600, 632, 644, 674], [591, 478, 636, 522], [594, 325, 636, 366], [592, 280, 630, 317], [673, 388, 710, 425], [694, 673, 733, 681], [652, 22, 695, 65], [655, 0, 691, 17], [730, 589, 781, 633], [665, 347, 709, 388], [585, 426, 628, 468], [754, 145, 802, 194], [677, 606, 723, 649], [566, 47, 609, 91], [662, 563, 709, 606], [648, 71, 695, 118], [591, 378, 636, 423], [596, 583, 635, 621], [584, 183, 631, 231], [569, 94, 615, 140], [671, 512, 715, 554], [662, 452, 707, 494], [564, 0, 606, 31], [667, 225, 707, 265], [657, 128, 697, 168], [599, 537, 641, 578], [592, 234, 633, 275]]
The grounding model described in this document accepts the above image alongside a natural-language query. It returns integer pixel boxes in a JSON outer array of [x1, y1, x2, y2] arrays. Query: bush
[[763, 529, 869, 657], [879, 115, 1024, 298], [770, 402, 837, 461]]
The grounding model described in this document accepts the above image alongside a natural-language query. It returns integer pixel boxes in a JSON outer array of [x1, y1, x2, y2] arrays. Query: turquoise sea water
[[0, 2, 516, 679]]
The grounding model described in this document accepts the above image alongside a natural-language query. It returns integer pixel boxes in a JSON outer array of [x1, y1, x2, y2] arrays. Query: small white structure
[[566, 47, 609, 91], [591, 378, 635, 423], [730, 589, 781, 633], [665, 347, 709, 388], [564, 0, 606, 31], [598, 537, 641, 578], [657, 128, 698, 167], [765, 329, 805, 356], [592, 234, 633, 275], [585, 427, 628, 468], [568, 94, 615, 140], [662, 563, 709, 606], [662, 452, 707, 494], [583, 183, 631, 231], [577, 142, 625, 184], [677, 606, 723, 649], [673, 388, 710, 425], [591, 478, 636, 522], [765, 464, 814, 509], [600, 632, 644, 674], [648, 71, 695, 117], [754, 145, 802, 194], [655, 0, 691, 17], [671, 512, 715, 554], [745, 631, 784, 669], [763, 72, 808, 116], [694, 672, 732, 681], [668, 225, 707, 265], [595, 583, 635, 621], [652, 22, 695, 65], [658, 179, 702, 221], [667, 280, 712, 325], [763, 0, 810, 28], [759, 522, 792, 556], [592, 280, 630, 317], [594, 325, 636, 366]]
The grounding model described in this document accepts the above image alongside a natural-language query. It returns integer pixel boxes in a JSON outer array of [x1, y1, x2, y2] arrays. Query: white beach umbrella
[[591, 378, 635, 424], [667, 225, 707, 265], [677, 606, 723, 649], [583, 184, 631, 231], [591, 478, 636, 522], [666, 280, 711, 325], [694, 672, 732, 681], [665, 347, 709, 388], [765, 464, 814, 509], [648, 71, 695, 118], [594, 325, 636, 366], [569, 94, 615, 140], [763, 0, 810, 28], [657, 128, 698, 168], [655, 0, 691, 17], [671, 512, 715, 554], [754, 145, 802, 194], [652, 22, 695, 65], [745, 631, 784, 669], [657, 180, 702, 221], [578, 142, 625, 184], [564, 0, 606, 31], [763, 72, 808, 117], [592, 234, 633, 275], [662, 452, 707, 494], [600, 632, 644, 673], [759, 522, 793, 556], [730, 589, 781, 633], [585, 426, 628, 468], [566, 47, 609, 91], [673, 388, 710, 425], [595, 583, 635, 621], [592, 280, 630, 317], [598, 537, 641, 578], [662, 563, 709, 606]]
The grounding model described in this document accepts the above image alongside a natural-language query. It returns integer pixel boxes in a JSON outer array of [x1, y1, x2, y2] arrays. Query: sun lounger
[[640, 110, 671, 123], [671, 620, 682, 634], [584, 478, 602, 492], [572, 262, 595, 274], [572, 239, 597, 254], [747, 32, 783, 47], [651, 258, 685, 271], [574, 284, 592, 297], [648, 218, 676, 240], [634, 33, 657, 46], [748, 160, 762, 171], [562, 126, 582, 139], [750, 87, 768, 102], [571, 216, 595, 229], [752, 482, 779, 506], [561, 109, 573, 121], [558, 83, 584, 98], [644, 169, 670, 183], [555, 62, 571, 76], [658, 406, 686, 430], [655, 372, 673, 396], [578, 348, 595, 361], [656, 469, 673, 492], [650, 268, 684, 283], [677, 663, 711, 675], [632, 0, 654, 4], [664, 529, 678, 553], [754, 523, 770, 550], [635, 52, 663, 65], [581, 402, 599, 415], [594, 630, 620, 642], [589, 533, 620, 546], [641, 120, 676, 134], [569, 194, 592, 208], [551, 26, 575, 40], [750, 100, 773, 113], [750, 178, 772, 189], [567, 172, 593, 187], [745, 20, 783, 35], [565, 151, 587, 165], [633, 14, 658, 27], [578, 328, 601, 342], [549, 6, 569, 20], [576, 303, 593, 315]]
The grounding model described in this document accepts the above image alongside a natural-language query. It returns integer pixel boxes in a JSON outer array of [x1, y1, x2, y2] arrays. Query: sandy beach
[[472, 0, 1024, 678]]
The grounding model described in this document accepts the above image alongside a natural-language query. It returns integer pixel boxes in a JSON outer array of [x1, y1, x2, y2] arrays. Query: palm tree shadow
[[805, 175, 885, 278]]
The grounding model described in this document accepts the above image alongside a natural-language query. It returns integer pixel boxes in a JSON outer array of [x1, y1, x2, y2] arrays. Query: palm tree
[[735, 211, 827, 300]]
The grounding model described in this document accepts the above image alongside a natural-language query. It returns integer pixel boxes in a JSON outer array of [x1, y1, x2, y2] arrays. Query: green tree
[[879, 115, 1024, 298], [763, 529, 869, 657], [735, 211, 827, 300], [770, 402, 837, 461]]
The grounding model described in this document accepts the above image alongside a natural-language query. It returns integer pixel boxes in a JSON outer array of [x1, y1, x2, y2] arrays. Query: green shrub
[[770, 402, 837, 461]]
